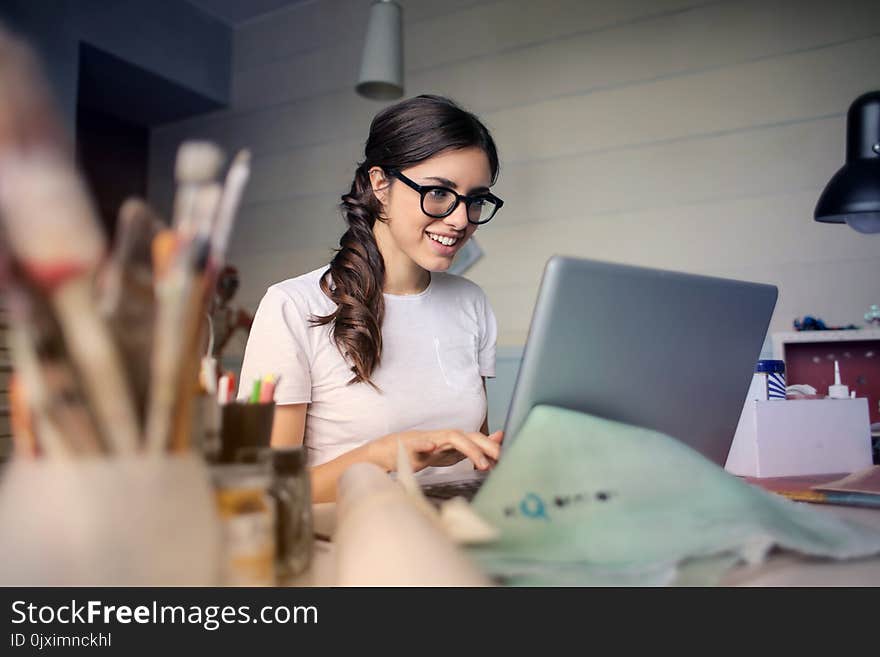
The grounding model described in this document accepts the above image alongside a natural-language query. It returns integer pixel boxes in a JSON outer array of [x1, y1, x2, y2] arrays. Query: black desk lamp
[[814, 91, 880, 234]]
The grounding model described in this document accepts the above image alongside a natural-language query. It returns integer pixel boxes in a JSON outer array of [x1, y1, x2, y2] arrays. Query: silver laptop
[[421, 256, 778, 500]]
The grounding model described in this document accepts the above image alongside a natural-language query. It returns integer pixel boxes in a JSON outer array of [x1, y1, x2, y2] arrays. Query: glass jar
[[270, 447, 313, 578], [211, 462, 276, 586]]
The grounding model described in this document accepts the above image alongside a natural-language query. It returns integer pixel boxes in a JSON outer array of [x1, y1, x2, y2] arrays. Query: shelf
[[772, 329, 880, 425]]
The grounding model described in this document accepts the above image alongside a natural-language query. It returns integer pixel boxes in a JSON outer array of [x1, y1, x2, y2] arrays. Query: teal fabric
[[468, 405, 880, 586]]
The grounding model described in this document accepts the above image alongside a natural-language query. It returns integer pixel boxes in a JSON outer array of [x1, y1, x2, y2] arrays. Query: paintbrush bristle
[[0, 151, 106, 273], [0, 29, 69, 153], [174, 141, 225, 184], [151, 230, 178, 280], [232, 149, 251, 168], [119, 197, 148, 222], [208, 148, 252, 262]]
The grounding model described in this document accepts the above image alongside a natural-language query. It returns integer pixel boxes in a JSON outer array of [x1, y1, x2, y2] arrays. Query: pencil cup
[[218, 402, 276, 463], [0, 453, 222, 585], [192, 393, 222, 461]]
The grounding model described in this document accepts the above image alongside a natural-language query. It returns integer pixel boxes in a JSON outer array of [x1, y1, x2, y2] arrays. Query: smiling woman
[[237, 95, 506, 502]]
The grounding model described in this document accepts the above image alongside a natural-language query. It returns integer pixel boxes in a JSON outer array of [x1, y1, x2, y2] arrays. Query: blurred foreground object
[[0, 27, 140, 456], [0, 27, 251, 458], [335, 463, 490, 585], [0, 28, 249, 585], [0, 454, 220, 585]]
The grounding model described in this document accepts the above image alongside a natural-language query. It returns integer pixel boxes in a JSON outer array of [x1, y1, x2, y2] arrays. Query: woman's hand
[[368, 429, 504, 473]]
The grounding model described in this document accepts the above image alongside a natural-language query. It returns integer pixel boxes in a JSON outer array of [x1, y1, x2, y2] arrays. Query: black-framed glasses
[[389, 170, 504, 224]]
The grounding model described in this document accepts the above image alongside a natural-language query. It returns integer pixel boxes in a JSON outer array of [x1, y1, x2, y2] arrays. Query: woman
[[238, 95, 505, 502]]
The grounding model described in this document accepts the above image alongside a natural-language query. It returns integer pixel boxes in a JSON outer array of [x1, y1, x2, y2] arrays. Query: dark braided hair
[[311, 95, 499, 386]]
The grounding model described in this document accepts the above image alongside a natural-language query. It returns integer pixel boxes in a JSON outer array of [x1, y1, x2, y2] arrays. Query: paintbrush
[[199, 148, 252, 326], [96, 198, 165, 426], [165, 150, 251, 449], [165, 150, 253, 450], [0, 252, 104, 458], [164, 143, 226, 453], [98, 197, 164, 317], [6, 323, 78, 459], [0, 244, 69, 459], [143, 229, 185, 453], [167, 148, 253, 451], [0, 156, 140, 458], [167, 186, 224, 453], [146, 233, 213, 454], [172, 140, 224, 238], [144, 143, 224, 454], [0, 38, 141, 455], [209, 149, 251, 269], [0, 29, 68, 155], [8, 372, 38, 459]]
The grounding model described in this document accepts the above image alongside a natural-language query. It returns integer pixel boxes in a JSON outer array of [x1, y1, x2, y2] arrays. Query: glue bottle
[[827, 360, 850, 399]]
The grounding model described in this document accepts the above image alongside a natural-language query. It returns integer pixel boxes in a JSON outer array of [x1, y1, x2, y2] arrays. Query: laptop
[[420, 255, 778, 501]]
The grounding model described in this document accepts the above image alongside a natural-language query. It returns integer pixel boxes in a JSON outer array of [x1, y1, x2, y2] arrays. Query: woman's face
[[370, 146, 492, 273]]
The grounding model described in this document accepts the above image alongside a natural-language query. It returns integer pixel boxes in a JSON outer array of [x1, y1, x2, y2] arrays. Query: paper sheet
[[814, 466, 880, 495], [466, 405, 880, 586]]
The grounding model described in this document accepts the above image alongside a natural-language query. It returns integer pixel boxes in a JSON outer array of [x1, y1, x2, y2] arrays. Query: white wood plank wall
[[149, 0, 880, 356]]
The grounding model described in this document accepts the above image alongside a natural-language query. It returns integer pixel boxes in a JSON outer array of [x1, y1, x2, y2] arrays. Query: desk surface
[[287, 501, 880, 587], [721, 504, 880, 586]]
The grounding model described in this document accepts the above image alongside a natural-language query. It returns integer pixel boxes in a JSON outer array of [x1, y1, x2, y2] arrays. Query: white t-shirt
[[237, 266, 497, 472]]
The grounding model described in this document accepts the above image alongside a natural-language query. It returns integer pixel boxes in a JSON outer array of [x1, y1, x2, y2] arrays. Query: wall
[[0, 0, 231, 129], [147, 0, 880, 426]]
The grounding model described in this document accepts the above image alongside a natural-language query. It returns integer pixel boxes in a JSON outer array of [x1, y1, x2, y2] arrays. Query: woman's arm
[[269, 404, 430, 503], [270, 404, 352, 502], [270, 404, 355, 502], [270, 402, 502, 503], [269, 403, 308, 448]]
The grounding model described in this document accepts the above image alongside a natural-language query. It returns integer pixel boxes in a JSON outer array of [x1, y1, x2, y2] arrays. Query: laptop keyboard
[[422, 478, 485, 502]]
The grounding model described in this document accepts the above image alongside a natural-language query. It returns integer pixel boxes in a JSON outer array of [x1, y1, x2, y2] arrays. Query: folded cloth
[[467, 405, 880, 586]]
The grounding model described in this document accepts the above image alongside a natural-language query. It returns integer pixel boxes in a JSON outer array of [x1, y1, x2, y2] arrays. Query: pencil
[[259, 374, 277, 403], [250, 378, 262, 404]]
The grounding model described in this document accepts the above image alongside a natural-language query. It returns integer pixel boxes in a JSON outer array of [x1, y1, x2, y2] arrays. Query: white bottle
[[827, 360, 850, 399]]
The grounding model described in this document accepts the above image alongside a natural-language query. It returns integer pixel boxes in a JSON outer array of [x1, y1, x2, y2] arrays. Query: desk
[[286, 499, 880, 587], [721, 504, 880, 586]]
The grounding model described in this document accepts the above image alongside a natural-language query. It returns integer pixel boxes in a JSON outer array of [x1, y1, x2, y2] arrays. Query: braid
[[312, 166, 386, 386]]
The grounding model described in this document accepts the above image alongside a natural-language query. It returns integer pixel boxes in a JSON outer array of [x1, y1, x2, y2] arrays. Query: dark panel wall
[[0, 0, 231, 130]]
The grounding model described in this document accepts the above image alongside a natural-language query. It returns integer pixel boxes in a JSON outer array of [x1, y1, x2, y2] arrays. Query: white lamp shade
[[356, 0, 403, 100]]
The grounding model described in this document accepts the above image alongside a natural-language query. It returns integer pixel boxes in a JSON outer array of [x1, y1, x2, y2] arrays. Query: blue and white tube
[[755, 359, 786, 400]]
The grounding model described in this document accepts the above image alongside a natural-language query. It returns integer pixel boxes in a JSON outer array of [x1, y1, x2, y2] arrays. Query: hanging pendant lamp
[[356, 0, 404, 100]]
